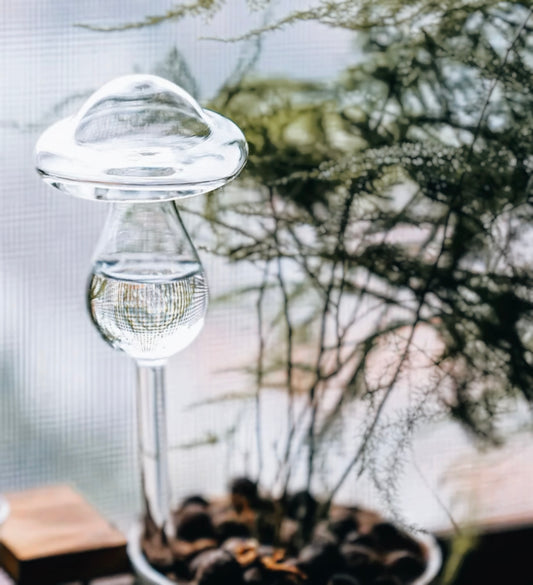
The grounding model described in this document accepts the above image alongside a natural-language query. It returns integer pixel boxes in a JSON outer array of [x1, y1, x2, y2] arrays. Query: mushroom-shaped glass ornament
[[35, 74, 247, 584]]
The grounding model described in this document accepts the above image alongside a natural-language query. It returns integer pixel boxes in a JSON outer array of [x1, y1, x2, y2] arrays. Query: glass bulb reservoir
[[89, 259, 207, 362], [87, 202, 208, 363]]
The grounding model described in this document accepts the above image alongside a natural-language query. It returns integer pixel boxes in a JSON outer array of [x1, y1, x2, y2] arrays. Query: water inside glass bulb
[[88, 202, 208, 362]]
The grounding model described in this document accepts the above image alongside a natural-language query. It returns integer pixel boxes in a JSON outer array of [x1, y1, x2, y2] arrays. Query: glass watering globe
[[35, 74, 247, 584]]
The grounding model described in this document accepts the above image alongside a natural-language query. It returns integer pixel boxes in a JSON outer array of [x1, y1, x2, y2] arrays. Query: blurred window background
[[1, 0, 532, 543]]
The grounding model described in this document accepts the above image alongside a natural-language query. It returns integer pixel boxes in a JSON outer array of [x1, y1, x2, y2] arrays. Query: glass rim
[[34, 74, 248, 201]]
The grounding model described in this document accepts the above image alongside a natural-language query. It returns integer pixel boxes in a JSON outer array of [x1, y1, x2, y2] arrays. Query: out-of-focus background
[[0, 0, 366, 528], [1, 0, 532, 550]]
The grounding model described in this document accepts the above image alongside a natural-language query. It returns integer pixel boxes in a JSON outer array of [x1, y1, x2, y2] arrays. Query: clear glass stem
[[136, 361, 174, 542]]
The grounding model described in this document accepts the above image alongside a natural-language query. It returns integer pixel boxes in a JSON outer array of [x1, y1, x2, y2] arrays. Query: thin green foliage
[[83, 0, 533, 525], [199, 1, 533, 506]]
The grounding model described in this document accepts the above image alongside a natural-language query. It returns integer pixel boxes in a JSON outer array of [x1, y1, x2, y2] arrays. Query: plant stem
[[136, 361, 174, 541], [268, 190, 296, 495], [255, 261, 270, 484]]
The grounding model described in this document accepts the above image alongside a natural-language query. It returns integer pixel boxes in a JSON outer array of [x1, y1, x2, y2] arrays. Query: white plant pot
[[128, 520, 442, 585]]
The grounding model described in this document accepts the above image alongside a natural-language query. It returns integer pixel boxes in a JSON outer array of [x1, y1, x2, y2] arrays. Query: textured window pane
[[0, 0, 356, 528], [2, 1, 531, 545]]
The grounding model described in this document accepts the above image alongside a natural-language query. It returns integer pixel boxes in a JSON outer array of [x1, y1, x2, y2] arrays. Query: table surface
[[0, 571, 134, 585], [0, 485, 129, 585]]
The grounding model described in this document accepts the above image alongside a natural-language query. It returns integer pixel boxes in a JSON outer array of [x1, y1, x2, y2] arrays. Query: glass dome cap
[[35, 74, 248, 201]]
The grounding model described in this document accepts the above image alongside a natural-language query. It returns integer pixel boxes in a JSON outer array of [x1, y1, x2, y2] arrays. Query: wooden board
[[0, 485, 130, 584]]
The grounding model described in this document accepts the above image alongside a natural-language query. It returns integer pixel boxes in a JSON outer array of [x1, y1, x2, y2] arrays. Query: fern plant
[[202, 1, 533, 508], [82, 0, 533, 516]]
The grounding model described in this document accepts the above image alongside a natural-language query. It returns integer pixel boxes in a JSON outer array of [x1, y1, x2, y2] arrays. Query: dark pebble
[[329, 512, 359, 541], [231, 477, 259, 511], [222, 537, 257, 555], [245, 563, 300, 585], [287, 491, 318, 523], [373, 577, 403, 585], [345, 533, 376, 548], [176, 504, 216, 542], [173, 556, 193, 581], [266, 575, 302, 585], [216, 517, 252, 542], [312, 520, 338, 546], [385, 551, 426, 583], [298, 542, 345, 584], [344, 530, 360, 544], [180, 494, 210, 509], [371, 523, 422, 556], [231, 477, 259, 499], [340, 543, 383, 582], [257, 544, 276, 557], [279, 517, 300, 550], [256, 496, 277, 513], [263, 565, 305, 585], [244, 566, 264, 584], [256, 511, 277, 544], [191, 549, 244, 585], [142, 541, 174, 573], [328, 573, 361, 585]]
